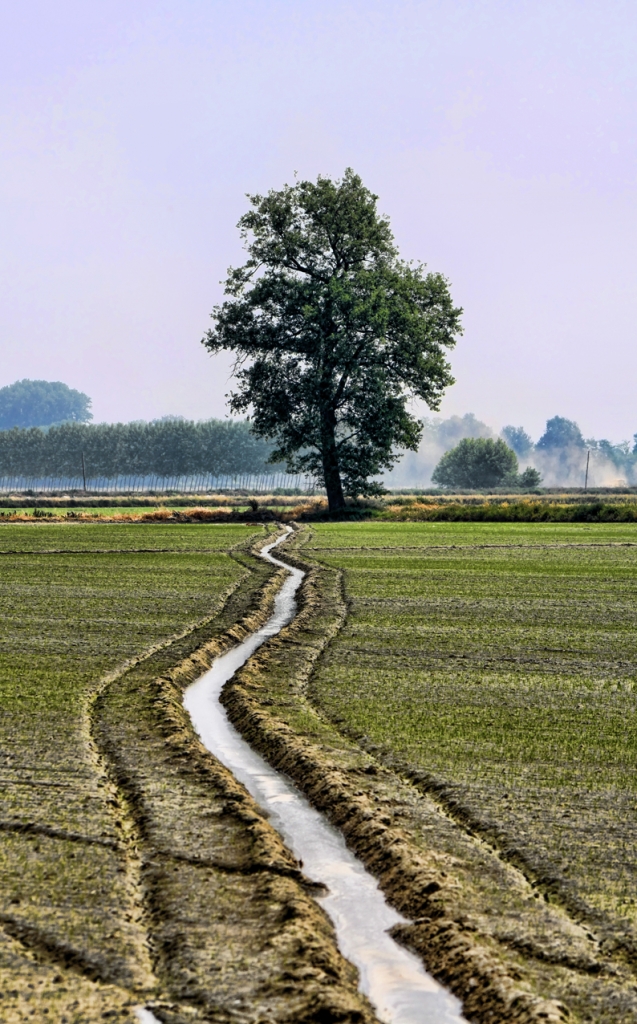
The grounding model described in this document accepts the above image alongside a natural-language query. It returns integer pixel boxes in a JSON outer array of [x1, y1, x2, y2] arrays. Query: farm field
[[0, 523, 259, 1021], [0, 522, 372, 1024], [7, 517, 637, 1022], [0, 502, 308, 521], [298, 520, 637, 1020]]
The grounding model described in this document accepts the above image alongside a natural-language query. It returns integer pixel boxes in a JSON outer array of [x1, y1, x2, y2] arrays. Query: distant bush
[[432, 438, 518, 489], [518, 466, 542, 488]]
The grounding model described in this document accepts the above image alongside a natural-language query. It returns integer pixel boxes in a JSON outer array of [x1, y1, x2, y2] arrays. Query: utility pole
[[584, 449, 590, 493], [81, 452, 87, 493]]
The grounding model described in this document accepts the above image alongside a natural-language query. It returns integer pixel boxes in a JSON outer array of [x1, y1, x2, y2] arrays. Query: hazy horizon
[[2, 1, 637, 443], [0, 398, 625, 490]]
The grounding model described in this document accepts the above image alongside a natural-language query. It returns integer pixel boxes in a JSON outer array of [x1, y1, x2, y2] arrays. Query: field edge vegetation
[[4, 496, 637, 524]]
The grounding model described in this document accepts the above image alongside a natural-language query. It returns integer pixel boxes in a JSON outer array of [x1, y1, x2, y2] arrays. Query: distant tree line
[[0, 419, 277, 478], [502, 416, 637, 487], [432, 415, 637, 490], [503, 416, 637, 477]]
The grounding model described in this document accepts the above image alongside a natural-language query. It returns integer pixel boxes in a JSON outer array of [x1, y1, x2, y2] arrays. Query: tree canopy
[[202, 169, 462, 510], [0, 379, 92, 430], [0, 419, 274, 479], [536, 416, 585, 450], [501, 425, 534, 458], [432, 437, 518, 489]]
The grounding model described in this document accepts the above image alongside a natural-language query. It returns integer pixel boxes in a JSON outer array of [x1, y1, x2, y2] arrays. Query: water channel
[[138, 527, 466, 1024]]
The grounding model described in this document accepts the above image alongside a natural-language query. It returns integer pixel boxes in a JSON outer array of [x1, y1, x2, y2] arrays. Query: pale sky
[[1, 1, 636, 442]]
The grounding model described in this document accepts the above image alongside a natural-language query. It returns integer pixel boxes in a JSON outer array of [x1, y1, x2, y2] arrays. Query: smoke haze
[[383, 414, 495, 488], [384, 415, 637, 489]]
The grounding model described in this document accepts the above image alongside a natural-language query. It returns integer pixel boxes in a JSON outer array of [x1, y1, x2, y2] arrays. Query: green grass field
[[0, 522, 260, 765], [0, 523, 270, 1021], [306, 522, 637, 949]]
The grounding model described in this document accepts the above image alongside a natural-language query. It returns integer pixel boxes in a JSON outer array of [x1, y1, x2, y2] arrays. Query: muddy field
[[3, 517, 637, 1023]]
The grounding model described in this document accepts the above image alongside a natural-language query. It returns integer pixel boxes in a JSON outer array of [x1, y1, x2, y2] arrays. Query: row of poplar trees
[[0, 420, 276, 478]]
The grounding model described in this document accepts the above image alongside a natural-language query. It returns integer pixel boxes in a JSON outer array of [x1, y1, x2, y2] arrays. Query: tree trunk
[[320, 412, 345, 513]]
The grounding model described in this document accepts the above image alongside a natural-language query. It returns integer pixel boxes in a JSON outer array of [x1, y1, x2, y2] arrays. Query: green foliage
[[203, 169, 462, 510], [432, 437, 518, 488], [536, 415, 585, 450], [0, 379, 92, 429], [518, 465, 542, 488], [501, 424, 534, 458], [0, 418, 275, 478]]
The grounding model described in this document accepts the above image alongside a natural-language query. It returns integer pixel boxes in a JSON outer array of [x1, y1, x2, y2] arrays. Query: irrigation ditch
[[118, 524, 569, 1024], [207, 528, 572, 1024], [181, 528, 465, 1024]]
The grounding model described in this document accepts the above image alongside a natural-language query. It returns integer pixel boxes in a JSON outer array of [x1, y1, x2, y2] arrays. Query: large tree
[[202, 169, 462, 511]]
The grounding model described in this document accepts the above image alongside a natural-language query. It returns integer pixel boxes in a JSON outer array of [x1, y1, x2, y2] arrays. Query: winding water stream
[[138, 528, 466, 1024]]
